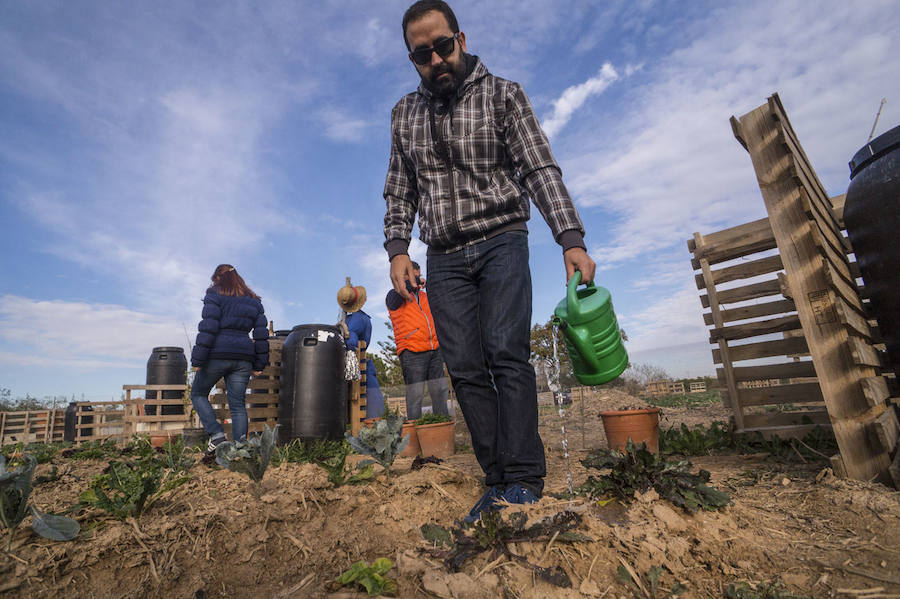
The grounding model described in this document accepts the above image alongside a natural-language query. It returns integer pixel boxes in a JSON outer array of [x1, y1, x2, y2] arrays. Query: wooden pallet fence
[[726, 93, 899, 485], [213, 337, 283, 436], [0, 409, 66, 445], [121, 386, 191, 439], [348, 341, 368, 436], [73, 400, 130, 443]]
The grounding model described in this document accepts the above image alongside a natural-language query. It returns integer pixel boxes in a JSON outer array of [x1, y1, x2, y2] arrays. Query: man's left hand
[[564, 247, 596, 284]]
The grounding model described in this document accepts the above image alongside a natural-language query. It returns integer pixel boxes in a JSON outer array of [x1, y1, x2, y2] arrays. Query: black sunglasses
[[409, 33, 459, 65]]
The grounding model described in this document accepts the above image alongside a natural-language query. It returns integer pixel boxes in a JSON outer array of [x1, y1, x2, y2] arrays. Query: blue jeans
[[191, 359, 252, 441], [400, 348, 449, 420], [426, 231, 545, 492]]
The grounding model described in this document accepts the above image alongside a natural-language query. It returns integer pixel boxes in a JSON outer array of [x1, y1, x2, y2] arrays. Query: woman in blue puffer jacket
[[190, 264, 269, 451]]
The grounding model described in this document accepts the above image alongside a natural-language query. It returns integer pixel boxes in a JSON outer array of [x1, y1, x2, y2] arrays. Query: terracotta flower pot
[[599, 408, 660, 454], [415, 421, 454, 458], [149, 431, 178, 448], [399, 421, 420, 457]]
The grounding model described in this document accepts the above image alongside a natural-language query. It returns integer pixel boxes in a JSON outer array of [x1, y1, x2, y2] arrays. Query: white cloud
[[0, 295, 187, 368], [542, 63, 620, 139], [318, 107, 372, 143]]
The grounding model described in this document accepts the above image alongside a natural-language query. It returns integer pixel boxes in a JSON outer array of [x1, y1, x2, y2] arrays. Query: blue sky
[[2, 0, 899, 400]]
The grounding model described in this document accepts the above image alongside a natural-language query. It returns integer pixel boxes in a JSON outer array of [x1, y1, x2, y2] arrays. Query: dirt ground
[[2, 388, 899, 598]]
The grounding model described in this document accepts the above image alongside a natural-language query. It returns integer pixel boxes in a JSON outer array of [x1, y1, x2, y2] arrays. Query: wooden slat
[[710, 314, 801, 343], [737, 382, 824, 407], [822, 261, 864, 315], [830, 194, 846, 226], [860, 377, 890, 408], [869, 408, 900, 455], [712, 336, 809, 364], [741, 409, 830, 429], [797, 180, 847, 262], [122, 385, 186, 391], [740, 423, 832, 440], [694, 254, 783, 290], [847, 336, 883, 369], [214, 407, 279, 419], [835, 295, 873, 340], [720, 359, 817, 383], [700, 278, 782, 308], [703, 299, 795, 326], [212, 393, 280, 404], [246, 379, 280, 391], [689, 218, 776, 268]]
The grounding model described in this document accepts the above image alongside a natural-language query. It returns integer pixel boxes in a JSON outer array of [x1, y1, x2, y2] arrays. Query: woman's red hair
[[211, 264, 260, 299]]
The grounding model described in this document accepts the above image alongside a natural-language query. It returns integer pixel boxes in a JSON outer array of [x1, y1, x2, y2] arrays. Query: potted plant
[[414, 412, 454, 458], [598, 407, 660, 454], [399, 419, 420, 458]]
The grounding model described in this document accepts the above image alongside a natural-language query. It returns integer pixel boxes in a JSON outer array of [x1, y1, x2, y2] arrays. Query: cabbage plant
[[1, 454, 80, 550], [215, 424, 278, 498], [345, 411, 409, 478]]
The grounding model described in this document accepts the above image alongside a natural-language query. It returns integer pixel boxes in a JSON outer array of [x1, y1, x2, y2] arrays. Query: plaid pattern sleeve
[[382, 99, 419, 256], [503, 83, 584, 243]]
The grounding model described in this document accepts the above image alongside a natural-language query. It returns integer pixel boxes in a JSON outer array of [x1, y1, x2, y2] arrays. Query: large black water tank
[[145, 347, 187, 416], [278, 324, 347, 443], [844, 123, 900, 378]]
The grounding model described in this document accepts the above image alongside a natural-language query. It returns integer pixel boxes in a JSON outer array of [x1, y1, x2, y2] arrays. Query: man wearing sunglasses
[[383, 0, 596, 522]]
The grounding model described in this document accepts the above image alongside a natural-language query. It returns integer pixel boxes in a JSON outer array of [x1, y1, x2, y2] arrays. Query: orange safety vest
[[388, 290, 439, 354]]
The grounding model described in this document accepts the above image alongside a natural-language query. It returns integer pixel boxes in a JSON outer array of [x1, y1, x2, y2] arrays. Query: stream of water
[[548, 322, 575, 497]]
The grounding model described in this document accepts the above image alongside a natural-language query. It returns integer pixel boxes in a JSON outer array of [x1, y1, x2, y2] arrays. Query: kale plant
[[345, 411, 408, 478], [577, 441, 731, 514], [79, 455, 190, 520], [414, 412, 452, 425], [1, 454, 80, 550], [215, 424, 278, 497]]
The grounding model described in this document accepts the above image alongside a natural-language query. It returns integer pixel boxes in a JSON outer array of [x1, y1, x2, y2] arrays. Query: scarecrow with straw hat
[[338, 277, 385, 418]]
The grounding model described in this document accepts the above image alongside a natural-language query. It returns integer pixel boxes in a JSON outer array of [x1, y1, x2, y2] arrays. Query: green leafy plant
[[1, 454, 80, 550], [617, 563, 685, 598], [79, 456, 189, 520], [332, 557, 398, 596], [161, 436, 196, 474], [415, 412, 452, 425], [215, 424, 278, 497], [345, 411, 408, 478], [660, 422, 733, 456], [64, 439, 121, 460], [2, 441, 71, 464], [320, 450, 375, 487], [577, 441, 731, 514], [421, 510, 590, 588], [271, 438, 350, 467]]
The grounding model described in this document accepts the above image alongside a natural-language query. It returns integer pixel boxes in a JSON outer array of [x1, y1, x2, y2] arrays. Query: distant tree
[[530, 320, 577, 390], [621, 363, 670, 386], [0, 388, 11, 411]]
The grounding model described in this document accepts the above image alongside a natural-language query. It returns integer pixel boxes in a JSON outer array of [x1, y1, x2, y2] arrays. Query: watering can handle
[[566, 270, 595, 319], [564, 271, 601, 371]]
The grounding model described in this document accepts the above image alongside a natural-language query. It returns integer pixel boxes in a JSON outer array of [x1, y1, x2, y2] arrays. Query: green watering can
[[553, 271, 628, 386]]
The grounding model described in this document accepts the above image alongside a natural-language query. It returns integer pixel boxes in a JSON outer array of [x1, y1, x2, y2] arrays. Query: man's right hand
[[390, 254, 418, 301]]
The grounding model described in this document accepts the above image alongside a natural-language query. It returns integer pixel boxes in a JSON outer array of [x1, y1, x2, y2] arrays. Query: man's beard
[[422, 55, 467, 97]]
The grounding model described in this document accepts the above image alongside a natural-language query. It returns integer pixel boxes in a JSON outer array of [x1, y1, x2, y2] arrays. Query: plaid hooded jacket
[[383, 57, 585, 258]]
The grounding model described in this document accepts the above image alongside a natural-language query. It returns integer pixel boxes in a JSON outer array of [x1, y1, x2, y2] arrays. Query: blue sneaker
[[500, 483, 541, 505], [463, 486, 504, 523]]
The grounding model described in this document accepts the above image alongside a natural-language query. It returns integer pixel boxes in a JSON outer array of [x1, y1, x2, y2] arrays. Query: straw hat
[[337, 277, 367, 313]]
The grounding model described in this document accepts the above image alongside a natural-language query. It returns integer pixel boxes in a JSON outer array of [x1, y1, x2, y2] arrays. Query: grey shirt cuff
[[558, 229, 586, 252], [385, 239, 410, 261]]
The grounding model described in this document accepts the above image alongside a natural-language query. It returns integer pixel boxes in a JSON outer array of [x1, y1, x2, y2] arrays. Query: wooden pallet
[[688, 93, 899, 486], [0, 409, 66, 445]]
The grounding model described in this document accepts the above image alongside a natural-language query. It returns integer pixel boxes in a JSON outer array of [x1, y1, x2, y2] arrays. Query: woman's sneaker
[[206, 435, 226, 454]]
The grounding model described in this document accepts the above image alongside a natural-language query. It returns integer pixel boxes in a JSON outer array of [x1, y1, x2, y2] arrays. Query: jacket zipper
[[429, 105, 459, 237]]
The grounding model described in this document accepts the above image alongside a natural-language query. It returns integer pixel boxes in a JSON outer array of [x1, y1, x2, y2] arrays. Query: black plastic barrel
[[278, 324, 347, 443], [145, 347, 187, 416], [844, 123, 900, 378], [64, 402, 92, 442]]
